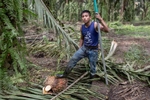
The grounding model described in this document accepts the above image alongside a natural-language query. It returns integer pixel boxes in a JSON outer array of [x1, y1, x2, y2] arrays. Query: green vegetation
[[0, 0, 150, 100], [124, 45, 149, 67], [109, 22, 150, 37]]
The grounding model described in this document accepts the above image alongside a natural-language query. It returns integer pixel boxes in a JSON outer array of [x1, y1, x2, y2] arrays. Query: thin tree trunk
[[112, 2, 114, 21], [142, 0, 149, 19], [108, 1, 111, 21], [66, 0, 68, 4], [120, 0, 125, 22]]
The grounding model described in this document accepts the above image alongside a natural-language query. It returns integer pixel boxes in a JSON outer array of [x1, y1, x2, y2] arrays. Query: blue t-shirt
[[81, 22, 99, 46]]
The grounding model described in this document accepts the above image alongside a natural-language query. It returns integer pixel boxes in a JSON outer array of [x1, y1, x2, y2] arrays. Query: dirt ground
[[106, 31, 150, 64], [25, 23, 150, 100]]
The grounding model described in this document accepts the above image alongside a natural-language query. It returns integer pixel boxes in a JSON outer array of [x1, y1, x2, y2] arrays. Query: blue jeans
[[67, 45, 98, 75]]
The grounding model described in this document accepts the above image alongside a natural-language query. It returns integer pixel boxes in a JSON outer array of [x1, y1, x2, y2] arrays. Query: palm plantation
[[0, 0, 150, 99]]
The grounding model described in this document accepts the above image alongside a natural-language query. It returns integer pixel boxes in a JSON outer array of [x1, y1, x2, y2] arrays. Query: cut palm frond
[[1, 69, 106, 100], [28, 0, 78, 57], [105, 40, 118, 60]]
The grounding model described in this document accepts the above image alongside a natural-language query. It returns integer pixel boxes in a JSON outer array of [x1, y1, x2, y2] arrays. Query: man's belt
[[84, 45, 98, 49]]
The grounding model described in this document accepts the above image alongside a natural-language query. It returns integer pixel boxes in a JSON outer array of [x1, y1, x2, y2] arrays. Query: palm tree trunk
[[66, 0, 68, 4], [120, 0, 125, 22]]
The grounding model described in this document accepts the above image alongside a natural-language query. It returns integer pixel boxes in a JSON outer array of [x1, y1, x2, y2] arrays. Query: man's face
[[82, 12, 91, 24]]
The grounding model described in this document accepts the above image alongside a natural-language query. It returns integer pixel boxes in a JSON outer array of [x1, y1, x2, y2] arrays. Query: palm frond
[[28, 0, 78, 55]]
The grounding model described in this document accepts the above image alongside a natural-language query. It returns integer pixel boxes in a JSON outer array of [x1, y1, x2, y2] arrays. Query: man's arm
[[94, 14, 109, 32], [79, 27, 84, 48]]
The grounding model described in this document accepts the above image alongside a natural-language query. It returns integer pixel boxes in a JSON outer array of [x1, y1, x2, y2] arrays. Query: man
[[57, 10, 109, 78]]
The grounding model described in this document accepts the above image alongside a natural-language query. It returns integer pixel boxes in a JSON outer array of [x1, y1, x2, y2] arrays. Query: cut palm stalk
[[50, 72, 88, 100], [44, 85, 52, 92], [105, 40, 118, 60]]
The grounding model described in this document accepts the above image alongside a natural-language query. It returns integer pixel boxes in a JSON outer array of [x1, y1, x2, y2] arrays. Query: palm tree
[[0, 0, 26, 72]]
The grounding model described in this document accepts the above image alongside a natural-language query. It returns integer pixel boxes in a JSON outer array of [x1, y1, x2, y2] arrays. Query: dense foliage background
[[0, 0, 150, 100]]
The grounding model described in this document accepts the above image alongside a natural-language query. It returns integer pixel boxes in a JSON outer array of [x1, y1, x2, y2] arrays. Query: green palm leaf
[[30, 0, 78, 50]]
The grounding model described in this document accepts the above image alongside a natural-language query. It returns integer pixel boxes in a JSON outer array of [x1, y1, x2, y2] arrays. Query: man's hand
[[95, 13, 109, 32], [95, 13, 103, 22]]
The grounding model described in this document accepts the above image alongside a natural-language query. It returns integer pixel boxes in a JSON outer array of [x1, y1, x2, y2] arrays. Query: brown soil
[[107, 32, 150, 65], [25, 24, 150, 100]]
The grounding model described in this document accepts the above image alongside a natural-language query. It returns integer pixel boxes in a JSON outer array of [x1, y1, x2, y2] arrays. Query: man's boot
[[56, 67, 72, 78], [89, 74, 94, 84]]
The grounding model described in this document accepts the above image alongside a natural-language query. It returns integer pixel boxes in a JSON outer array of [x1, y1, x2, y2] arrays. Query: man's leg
[[87, 50, 98, 76], [57, 47, 86, 78]]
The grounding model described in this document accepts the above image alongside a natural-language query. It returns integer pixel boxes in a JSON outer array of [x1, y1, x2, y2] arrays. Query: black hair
[[81, 10, 91, 16]]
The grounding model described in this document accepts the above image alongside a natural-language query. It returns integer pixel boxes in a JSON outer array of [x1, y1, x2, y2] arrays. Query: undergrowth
[[109, 21, 150, 38]]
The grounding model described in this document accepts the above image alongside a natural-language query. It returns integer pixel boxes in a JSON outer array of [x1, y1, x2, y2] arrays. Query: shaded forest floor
[[25, 22, 150, 100]]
